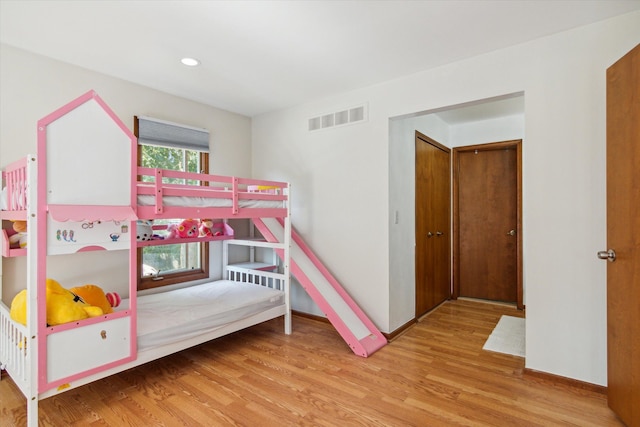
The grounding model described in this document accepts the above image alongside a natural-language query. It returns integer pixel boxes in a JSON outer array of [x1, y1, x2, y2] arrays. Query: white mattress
[[2, 190, 282, 210], [136, 280, 285, 351], [137, 194, 283, 209]]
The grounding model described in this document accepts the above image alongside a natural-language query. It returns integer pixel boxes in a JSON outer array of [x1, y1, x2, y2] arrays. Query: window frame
[[136, 144, 210, 291]]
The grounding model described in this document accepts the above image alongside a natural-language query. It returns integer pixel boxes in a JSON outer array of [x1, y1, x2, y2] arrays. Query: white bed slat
[[0, 302, 30, 396]]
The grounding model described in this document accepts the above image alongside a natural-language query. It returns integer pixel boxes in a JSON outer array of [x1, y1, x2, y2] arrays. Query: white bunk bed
[[0, 90, 291, 426]]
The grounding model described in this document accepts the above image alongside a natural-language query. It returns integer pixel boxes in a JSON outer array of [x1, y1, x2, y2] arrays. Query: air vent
[[308, 103, 368, 132]]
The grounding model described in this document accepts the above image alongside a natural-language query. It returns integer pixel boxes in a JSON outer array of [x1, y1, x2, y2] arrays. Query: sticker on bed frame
[[48, 219, 130, 254]]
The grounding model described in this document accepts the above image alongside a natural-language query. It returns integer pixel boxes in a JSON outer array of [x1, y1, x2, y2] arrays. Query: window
[[134, 116, 210, 290]]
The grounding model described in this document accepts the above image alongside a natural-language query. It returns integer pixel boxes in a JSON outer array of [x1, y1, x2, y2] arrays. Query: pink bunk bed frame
[[0, 90, 292, 427], [136, 167, 289, 220]]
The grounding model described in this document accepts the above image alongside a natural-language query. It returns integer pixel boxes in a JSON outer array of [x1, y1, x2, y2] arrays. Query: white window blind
[[136, 116, 209, 152]]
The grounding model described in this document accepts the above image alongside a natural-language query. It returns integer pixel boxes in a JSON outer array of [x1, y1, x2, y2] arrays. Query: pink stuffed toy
[[166, 223, 178, 239], [176, 219, 200, 238]]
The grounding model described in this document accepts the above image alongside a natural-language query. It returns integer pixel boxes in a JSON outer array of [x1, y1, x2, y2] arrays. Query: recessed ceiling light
[[181, 57, 200, 67]]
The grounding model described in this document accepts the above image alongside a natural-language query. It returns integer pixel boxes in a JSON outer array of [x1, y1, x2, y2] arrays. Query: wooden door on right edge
[[454, 141, 521, 305], [605, 43, 639, 427]]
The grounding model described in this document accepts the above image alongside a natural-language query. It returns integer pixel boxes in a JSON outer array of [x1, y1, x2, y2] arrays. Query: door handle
[[427, 232, 433, 238], [597, 249, 616, 262], [436, 231, 443, 236], [507, 229, 516, 236]]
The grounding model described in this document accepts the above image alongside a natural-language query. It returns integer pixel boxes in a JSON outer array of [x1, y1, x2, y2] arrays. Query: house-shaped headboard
[[37, 90, 136, 210]]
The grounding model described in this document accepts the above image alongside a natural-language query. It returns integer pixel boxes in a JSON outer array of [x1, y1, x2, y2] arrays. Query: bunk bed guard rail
[[137, 167, 289, 217]]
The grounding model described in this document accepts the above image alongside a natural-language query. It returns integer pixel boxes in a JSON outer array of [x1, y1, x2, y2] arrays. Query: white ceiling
[[1, 0, 639, 118]]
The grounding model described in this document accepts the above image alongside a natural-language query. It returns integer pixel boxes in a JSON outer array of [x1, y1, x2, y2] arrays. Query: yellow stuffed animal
[[69, 284, 121, 314], [10, 278, 104, 326]]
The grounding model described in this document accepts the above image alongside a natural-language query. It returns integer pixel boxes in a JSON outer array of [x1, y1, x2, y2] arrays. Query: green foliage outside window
[[142, 242, 201, 277], [140, 144, 202, 276], [141, 145, 200, 185]]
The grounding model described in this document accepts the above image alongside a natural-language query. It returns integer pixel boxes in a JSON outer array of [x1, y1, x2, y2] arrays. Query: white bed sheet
[[137, 194, 283, 209], [136, 280, 285, 351]]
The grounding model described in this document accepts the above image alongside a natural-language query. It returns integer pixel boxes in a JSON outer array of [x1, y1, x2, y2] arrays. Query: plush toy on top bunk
[[156, 219, 224, 240], [9, 279, 121, 326], [199, 218, 223, 237], [8, 220, 28, 249], [136, 220, 152, 241], [166, 218, 200, 239]]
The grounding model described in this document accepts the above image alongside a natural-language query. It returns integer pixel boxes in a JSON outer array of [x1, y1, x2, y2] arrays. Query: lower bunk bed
[[0, 263, 290, 403]]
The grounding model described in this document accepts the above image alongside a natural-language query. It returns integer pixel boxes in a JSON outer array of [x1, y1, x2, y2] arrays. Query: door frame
[[452, 140, 523, 309]]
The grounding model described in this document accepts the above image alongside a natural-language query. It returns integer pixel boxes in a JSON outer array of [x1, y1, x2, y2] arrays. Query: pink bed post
[[154, 168, 164, 215], [36, 106, 51, 389], [232, 177, 239, 214]]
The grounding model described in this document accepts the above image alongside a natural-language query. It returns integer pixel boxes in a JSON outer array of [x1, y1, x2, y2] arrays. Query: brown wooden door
[[415, 132, 450, 317], [605, 43, 639, 427], [454, 141, 522, 305]]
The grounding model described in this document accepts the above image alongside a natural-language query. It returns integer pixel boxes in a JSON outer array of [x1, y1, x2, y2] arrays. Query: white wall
[[0, 44, 252, 302], [450, 114, 525, 147], [0, 44, 251, 177], [252, 12, 640, 385]]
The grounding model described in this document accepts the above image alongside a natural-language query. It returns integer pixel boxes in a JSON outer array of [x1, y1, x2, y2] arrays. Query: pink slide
[[253, 218, 387, 357]]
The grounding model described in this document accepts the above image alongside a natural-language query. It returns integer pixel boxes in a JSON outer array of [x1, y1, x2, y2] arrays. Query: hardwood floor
[[0, 300, 622, 426]]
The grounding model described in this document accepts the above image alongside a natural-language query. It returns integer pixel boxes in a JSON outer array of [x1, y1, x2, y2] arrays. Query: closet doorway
[[415, 132, 451, 317], [453, 140, 523, 308]]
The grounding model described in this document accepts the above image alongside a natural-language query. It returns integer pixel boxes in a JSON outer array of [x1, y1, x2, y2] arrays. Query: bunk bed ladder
[[252, 217, 387, 357]]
